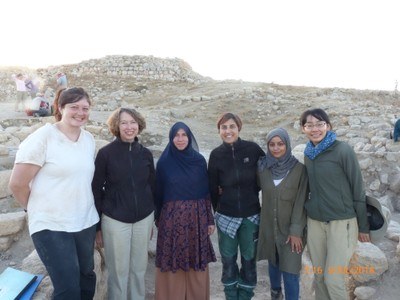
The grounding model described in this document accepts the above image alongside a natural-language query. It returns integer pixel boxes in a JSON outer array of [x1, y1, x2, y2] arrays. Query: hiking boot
[[271, 288, 283, 300]]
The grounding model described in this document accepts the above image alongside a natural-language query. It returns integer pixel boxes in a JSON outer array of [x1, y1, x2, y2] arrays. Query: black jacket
[[92, 137, 155, 229], [208, 138, 265, 217]]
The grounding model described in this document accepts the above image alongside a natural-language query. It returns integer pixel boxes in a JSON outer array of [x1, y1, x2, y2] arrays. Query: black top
[[208, 138, 265, 217], [92, 137, 155, 229]]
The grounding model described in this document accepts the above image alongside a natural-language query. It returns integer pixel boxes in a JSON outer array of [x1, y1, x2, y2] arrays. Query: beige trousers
[[155, 267, 210, 300], [15, 91, 28, 110], [307, 217, 358, 300], [102, 212, 154, 300]]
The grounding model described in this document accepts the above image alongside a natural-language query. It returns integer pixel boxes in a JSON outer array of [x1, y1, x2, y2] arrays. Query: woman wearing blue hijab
[[155, 122, 216, 300]]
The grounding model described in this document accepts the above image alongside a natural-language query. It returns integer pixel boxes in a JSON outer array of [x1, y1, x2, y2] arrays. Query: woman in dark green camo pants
[[217, 218, 259, 299], [208, 113, 265, 300]]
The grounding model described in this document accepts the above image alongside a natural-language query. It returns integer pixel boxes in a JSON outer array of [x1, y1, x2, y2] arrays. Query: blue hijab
[[156, 122, 209, 204]]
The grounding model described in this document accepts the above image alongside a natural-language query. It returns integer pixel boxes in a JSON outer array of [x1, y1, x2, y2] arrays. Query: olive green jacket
[[304, 140, 369, 233], [256, 162, 308, 274]]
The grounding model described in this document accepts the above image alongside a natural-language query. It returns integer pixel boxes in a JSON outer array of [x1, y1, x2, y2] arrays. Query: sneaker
[[271, 289, 283, 300]]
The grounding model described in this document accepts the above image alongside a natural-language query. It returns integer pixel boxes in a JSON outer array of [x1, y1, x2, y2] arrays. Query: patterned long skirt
[[155, 198, 216, 272]]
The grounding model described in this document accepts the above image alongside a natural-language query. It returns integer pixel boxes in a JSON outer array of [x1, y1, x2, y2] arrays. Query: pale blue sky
[[1, 0, 399, 91]]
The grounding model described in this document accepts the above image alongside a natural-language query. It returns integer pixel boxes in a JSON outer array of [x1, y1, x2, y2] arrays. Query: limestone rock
[[21, 250, 47, 275], [292, 144, 305, 163], [354, 286, 376, 299], [95, 139, 110, 154], [0, 211, 26, 236], [389, 174, 400, 194], [0, 236, 13, 251], [85, 125, 104, 135], [12, 126, 36, 141], [359, 158, 373, 170], [0, 132, 9, 143], [0, 170, 12, 198], [397, 241, 400, 257], [350, 242, 388, 283], [386, 220, 400, 242], [378, 195, 394, 214], [0, 145, 8, 156]]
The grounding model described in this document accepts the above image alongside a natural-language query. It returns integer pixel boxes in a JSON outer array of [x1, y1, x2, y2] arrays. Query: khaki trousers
[[307, 217, 358, 300], [102, 212, 154, 300], [155, 267, 210, 300], [15, 91, 28, 110]]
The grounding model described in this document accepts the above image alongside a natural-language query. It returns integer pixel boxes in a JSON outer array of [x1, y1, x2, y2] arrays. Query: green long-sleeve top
[[256, 162, 308, 274], [304, 140, 369, 233]]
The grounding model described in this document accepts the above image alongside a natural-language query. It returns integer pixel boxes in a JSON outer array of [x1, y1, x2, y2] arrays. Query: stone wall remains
[[0, 55, 209, 102]]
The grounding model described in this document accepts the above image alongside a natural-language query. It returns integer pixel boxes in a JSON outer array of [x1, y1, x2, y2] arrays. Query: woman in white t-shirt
[[9, 87, 99, 300]]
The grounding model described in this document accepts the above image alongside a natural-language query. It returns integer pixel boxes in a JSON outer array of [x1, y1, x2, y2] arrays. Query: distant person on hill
[[41, 87, 56, 115], [393, 117, 400, 142], [300, 108, 370, 300], [208, 112, 265, 300], [56, 72, 68, 92], [25, 94, 51, 117], [257, 128, 308, 300], [11, 73, 28, 111], [25, 77, 39, 99]]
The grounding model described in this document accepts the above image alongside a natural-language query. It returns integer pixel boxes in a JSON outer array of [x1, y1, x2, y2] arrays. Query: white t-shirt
[[15, 123, 99, 235]]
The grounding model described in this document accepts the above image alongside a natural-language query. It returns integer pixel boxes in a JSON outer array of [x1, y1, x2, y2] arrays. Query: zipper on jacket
[[232, 144, 241, 212], [129, 143, 138, 219], [312, 159, 323, 220]]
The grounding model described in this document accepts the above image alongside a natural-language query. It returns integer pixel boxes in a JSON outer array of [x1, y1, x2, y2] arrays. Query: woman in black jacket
[[208, 112, 265, 300], [92, 108, 155, 300]]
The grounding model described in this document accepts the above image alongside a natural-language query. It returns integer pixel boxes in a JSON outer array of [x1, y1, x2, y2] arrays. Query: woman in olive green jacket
[[300, 108, 370, 300], [257, 128, 308, 300]]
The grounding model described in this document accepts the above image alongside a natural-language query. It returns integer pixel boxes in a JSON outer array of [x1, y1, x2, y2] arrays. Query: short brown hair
[[217, 112, 242, 131], [107, 107, 146, 138]]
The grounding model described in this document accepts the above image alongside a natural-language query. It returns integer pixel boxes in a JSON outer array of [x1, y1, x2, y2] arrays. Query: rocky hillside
[[1, 55, 400, 299], [2, 55, 400, 199]]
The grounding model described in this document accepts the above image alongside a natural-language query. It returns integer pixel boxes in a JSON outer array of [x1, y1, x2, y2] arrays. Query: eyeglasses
[[303, 121, 326, 130]]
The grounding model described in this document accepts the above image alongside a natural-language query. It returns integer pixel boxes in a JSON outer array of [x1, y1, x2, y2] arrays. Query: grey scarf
[[258, 128, 298, 180]]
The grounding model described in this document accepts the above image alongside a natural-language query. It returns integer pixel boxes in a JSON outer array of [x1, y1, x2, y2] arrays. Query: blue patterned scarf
[[304, 131, 337, 160]]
